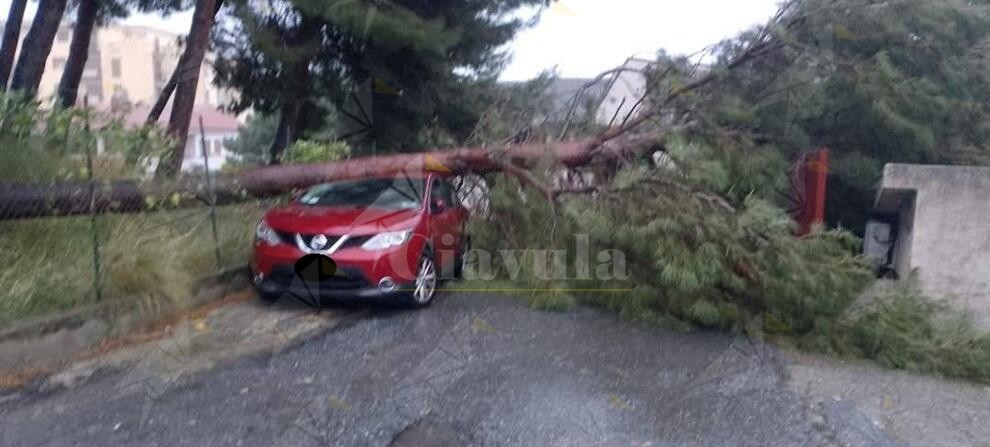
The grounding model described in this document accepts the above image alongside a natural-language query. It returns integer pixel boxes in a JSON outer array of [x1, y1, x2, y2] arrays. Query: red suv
[[249, 173, 469, 307]]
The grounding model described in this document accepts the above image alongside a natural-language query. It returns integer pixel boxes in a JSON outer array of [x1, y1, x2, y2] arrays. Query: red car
[[250, 173, 469, 307]]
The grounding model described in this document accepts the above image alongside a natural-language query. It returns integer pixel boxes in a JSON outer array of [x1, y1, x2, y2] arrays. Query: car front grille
[[297, 234, 343, 251], [275, 231, 373, 251]]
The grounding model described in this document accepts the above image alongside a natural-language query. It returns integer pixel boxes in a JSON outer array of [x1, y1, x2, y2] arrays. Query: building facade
[[595, 57, 651, 126], [19, 22, 231, 109]]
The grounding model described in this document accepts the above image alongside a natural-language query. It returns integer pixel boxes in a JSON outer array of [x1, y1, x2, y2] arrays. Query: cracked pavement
[[0, 292, 937, 446]]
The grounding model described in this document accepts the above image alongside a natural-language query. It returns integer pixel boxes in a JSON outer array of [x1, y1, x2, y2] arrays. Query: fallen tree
[[0, 135, 660, 220], [0, 0, 798, 221]]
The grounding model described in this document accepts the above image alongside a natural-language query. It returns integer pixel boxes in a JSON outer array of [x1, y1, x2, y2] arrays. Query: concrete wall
[[875, 164, 990, 326]]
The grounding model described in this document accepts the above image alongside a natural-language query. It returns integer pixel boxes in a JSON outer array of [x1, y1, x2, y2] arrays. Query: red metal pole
[[798, 147, 829, 235]]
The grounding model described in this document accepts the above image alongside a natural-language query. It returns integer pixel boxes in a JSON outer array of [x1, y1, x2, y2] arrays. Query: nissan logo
[[310, 234, 329, 250]]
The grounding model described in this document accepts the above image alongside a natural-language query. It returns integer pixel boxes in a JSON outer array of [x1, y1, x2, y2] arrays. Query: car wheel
[[407, 250, 438, 307], [256, 287, 280, 303]]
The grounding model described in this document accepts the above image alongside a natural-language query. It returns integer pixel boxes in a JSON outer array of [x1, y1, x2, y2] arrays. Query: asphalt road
[[0, 293, 898, 446]]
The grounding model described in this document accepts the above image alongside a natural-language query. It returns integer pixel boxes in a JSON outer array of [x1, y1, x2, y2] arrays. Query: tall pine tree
[[213, 0, 547, 161]]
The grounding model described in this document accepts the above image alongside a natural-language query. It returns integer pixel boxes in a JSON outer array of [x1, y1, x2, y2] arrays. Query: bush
[[0, 92, 171, 182], [280, 140, 351, 164], [816, 281, 990, 382]]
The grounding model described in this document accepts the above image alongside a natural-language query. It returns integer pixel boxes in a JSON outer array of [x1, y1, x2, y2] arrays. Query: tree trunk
[[268, 55, 311, 163], [146, 0, 223, 125], [56, 0, 99, 108], [8, 0, 69, 96], [156, 0, 220, 178], [268, 101, 300, 164], [145, 60, 180, 124], [0, 0, 28, 90]]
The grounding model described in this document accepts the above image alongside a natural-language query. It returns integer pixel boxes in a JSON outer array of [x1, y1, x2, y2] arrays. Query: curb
[[0, 266, 249, 377]]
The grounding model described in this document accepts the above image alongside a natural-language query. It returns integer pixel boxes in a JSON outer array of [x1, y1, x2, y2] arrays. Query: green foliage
[[472, 162, 870, 334], [223, 113, 279, 168], [473, 156, 990, 382], [564, 169, 873, 334], [280, 140, 351, 164], [213, 0, 549, 154], [816, 281, 990, 382], [0, 204, 264, 325], [685, 0, 990, 230], [0, 92, 171, 182]]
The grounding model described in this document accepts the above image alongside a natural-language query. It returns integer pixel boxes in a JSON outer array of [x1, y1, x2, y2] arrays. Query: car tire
[[256, 287, 280, 303], [405, 249, 438, 308]]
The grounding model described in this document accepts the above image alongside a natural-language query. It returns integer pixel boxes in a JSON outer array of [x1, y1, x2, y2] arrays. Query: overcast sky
[[1, 0, 782, 81]]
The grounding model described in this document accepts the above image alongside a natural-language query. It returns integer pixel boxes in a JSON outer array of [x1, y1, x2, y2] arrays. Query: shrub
[[816, 281, 990, 382], [0, 92, 171, 182], [280, 140, 351, 164]]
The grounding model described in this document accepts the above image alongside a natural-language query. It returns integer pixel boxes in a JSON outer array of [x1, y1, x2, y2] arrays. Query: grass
[[0, 203, 266, 327]]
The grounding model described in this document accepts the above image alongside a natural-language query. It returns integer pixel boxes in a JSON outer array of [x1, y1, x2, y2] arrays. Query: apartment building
[[18, 22, 231, 109]]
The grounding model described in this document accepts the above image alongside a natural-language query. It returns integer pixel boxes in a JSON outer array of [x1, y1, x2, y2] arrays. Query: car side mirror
[[431, 198, 447, 214]]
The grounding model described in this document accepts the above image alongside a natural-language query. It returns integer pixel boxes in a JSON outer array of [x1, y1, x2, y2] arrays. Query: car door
[[429, 177, 461, 270]]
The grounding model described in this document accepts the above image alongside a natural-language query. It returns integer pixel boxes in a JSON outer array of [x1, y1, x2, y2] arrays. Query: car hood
[[264, 204, 422, 236]]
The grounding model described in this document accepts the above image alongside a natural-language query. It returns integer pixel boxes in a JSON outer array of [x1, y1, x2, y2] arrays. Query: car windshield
[[297, 177, 425, 210]]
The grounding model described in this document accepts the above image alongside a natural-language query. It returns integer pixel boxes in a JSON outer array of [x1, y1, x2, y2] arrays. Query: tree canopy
[[673, 0, 990, 230], [213, 0, 548, 160]]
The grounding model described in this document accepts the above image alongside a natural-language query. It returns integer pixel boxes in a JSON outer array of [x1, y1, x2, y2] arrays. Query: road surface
[[1, 293, 902, 446]]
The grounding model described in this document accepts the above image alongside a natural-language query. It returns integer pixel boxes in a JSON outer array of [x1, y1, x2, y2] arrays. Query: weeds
[[0, 204, 264, 326]]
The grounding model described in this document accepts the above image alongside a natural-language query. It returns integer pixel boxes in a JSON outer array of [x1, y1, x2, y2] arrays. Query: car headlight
[[255, 219, 281, 246], [361, 230, 411, 251]]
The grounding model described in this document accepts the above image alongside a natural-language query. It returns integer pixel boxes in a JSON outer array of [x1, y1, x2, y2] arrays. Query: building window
[[111, 58, 121, 77], [185, 139, 197, 157], [213, 140, 223, 156], [53, 58, 66, 69]]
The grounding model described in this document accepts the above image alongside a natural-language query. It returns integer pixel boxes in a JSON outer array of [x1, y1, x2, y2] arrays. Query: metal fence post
[[199, 116, 222, 270], [83, 96, 103, 302]]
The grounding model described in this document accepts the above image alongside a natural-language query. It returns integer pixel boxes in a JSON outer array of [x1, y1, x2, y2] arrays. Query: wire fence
[[0, 119, 271, 327]]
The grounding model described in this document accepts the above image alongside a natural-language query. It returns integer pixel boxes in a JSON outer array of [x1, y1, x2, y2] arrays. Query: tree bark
[[56, 0, 99, 108], [145, 60, 179, 124], [146, 0, 223, 125], [8, 0, 69, 96], [156, 0, 220, 178], [0, 0, 28, 90]]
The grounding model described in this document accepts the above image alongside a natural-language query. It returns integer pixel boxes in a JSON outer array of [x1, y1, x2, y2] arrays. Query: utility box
[[863, 219, 894, 277]]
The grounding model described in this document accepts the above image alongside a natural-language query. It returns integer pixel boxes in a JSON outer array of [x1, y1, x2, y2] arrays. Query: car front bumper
[[252, 264, 411, 301]]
